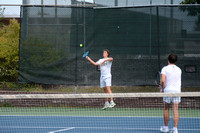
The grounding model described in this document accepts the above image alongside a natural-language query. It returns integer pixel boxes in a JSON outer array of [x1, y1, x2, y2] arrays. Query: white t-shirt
[[96, 58, 112, 77], [161, 65, 182, 93]]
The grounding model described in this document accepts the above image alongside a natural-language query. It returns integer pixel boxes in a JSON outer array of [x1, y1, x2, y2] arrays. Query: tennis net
[[0, 92, 200, 133]]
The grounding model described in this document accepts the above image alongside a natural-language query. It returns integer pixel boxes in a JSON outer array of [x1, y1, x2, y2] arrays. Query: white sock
[[105, 102, 109, 105], [173, 127, 177, 130], [110, 100, 114, 103], [164, 126, 168, 129]]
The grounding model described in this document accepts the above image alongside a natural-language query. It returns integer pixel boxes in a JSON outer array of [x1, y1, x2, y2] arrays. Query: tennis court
[[1, 1, 200, 133], [1, 115, 200, 133], [0, 93, 200, 133]]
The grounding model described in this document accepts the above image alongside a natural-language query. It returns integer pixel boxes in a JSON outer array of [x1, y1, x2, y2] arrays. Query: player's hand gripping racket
[[155, 71, 161, 86], [155, 71, 163, 92], [82, 51, 89, 58]]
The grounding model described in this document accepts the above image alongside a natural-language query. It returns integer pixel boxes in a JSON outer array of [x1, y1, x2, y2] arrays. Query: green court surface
[[1, 107, 199, 117]]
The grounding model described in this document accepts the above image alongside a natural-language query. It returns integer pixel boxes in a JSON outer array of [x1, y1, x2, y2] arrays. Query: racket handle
[[159, 85, 164, 92], [158, 85, 162, 89]]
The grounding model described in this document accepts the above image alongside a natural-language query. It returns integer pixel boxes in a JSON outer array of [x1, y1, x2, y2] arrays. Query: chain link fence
[[16, 5, 200, 87]]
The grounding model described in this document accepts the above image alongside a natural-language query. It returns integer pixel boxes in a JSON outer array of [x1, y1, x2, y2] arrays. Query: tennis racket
[[82, 51, 89, 58], [155, 71, 161, 86]]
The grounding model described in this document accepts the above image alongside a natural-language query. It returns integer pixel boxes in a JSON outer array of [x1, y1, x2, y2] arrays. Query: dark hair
[[168, 54, 178, 64], [103, 49, 110, 57]]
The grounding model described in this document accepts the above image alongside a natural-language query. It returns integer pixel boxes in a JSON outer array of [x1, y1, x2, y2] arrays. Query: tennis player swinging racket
[[85, 49, 116, 110]]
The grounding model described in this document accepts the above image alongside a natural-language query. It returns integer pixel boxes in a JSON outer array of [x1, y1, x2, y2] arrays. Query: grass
[[1, 107, 199, 117], [0, 82, 200, 93]]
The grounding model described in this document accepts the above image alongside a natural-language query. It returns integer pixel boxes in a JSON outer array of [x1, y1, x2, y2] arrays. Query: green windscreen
[[19, 5, 200, 86]]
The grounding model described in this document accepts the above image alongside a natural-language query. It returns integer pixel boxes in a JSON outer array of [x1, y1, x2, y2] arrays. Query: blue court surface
[[0, 116, 199, 133]]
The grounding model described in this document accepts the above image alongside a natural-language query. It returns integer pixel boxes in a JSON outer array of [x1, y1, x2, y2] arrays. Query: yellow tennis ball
[[80, 44, 83, 47]]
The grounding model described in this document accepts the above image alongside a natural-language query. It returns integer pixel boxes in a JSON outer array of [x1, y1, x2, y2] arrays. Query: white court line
[[0, 126, 67, 129], [76, 127, 200, 131], [48, 127, 75, 133], [1, 115, 200, 119], [1, 126, 200, 131]]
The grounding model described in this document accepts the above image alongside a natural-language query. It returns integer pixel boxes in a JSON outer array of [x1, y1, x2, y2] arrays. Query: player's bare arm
[[86, 56, 98, 66], [101, 58, 113, 66], [160, 74, 166, 92]]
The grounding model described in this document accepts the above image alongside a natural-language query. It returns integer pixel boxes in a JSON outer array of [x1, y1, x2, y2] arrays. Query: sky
[[0, 0, 22, 17], [0, 0, 183, 17]]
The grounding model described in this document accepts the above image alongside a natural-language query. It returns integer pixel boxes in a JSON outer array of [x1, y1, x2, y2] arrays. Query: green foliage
[[180, 0, 197, 4], [0, 102, 13, 107], [180, 6, 200, 16], [0, 19, 20, 82], [180, 0, 200, 31], [0, 82, 200, 93], [180, 0, 200, 4], [19, 36, 66, 83], [21, 37, 65, 69], [0, 7, 5, 27]]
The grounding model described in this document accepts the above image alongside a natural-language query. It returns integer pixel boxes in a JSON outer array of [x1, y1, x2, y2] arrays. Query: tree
[[0, 19, 20, 82], [180, 0, 200, 4], [180, 0, 200, 31], [0, 7, 5, 27]]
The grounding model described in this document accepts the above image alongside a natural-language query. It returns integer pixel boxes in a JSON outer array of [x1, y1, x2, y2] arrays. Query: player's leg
[[164, 102, 170, 127], [105, 77, 112, 99], [105, 77, 116, 108], [106, 86, 116, 108], [160, 97, 170, 132], [105, 86, 113, 100], [103, 87, 109, 102], [171, 97, 180, 133], [101, 77, 110, 109], [173, 103, 179, 127]]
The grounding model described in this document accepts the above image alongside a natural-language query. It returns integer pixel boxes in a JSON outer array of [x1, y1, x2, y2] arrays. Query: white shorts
[[163, 97, 181, 104], [100, 76, 111, 88]]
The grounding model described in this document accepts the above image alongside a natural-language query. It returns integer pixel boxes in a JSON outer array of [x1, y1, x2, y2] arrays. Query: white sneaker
[[170, 128, 178, 133], [102, 103, 110, 110], [109, 102, 116, 108], [160, 126, 169, 133]]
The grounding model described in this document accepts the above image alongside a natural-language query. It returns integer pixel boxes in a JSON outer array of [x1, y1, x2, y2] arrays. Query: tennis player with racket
[[159, 54, 182, 133], [85, 49, 116, 110]]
